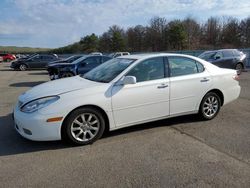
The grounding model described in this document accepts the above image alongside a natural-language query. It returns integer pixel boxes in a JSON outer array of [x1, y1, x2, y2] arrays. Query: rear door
[[168, 56, 212, 115]]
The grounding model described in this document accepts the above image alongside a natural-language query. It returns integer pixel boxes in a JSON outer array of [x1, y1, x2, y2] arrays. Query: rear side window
[[168, 56, 204, 77], [222, 50, 234, 57], [233, 50, 242, 56]]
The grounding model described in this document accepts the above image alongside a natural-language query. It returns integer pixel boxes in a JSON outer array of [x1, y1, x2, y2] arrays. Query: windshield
[[71, 55, 88, 64], [65, 55, 82, 63], [82, 58, 136, 83]]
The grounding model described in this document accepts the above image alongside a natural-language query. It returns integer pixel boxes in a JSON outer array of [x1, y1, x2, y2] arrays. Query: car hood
[[48, 62, 73, 68], [48, 60, 67, 65], [18, 76, 103, 103]]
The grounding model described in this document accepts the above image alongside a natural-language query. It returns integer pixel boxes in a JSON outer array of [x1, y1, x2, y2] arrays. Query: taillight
[[233, 74, 240, 81]]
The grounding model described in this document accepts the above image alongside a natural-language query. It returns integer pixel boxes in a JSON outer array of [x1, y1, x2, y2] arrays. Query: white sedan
[[13, 53, 241, 145]]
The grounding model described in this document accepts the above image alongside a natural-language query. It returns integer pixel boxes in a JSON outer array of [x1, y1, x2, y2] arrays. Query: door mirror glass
[[215, 55, 220, 60], [122, 76, 136, 85]]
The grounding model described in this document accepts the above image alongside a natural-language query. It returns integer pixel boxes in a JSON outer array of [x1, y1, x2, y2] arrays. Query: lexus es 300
[[13, 53, 240, 145]]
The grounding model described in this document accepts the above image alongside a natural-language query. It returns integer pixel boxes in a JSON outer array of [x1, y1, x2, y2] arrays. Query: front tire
[[199, 92, 221, 120], [62, 107, 105, 145]]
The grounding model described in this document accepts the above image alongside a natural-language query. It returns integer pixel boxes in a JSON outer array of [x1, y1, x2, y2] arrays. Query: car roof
[[117, 53, 198, 60], [202, 49, 238, 53]]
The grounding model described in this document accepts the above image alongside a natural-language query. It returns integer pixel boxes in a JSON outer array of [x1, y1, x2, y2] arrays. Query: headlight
[[21, 96, 60, 113]]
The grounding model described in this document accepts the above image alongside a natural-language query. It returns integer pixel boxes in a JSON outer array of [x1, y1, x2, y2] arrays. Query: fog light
[[23, 128, 32, 135]]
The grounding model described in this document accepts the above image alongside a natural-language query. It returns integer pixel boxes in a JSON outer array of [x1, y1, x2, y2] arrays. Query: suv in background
[[109, 52, 130, 58], [10, 54, 59, 70], [47, 55, 112, 80], [0, 53, 16, 62], [198, 49, 246, 74]]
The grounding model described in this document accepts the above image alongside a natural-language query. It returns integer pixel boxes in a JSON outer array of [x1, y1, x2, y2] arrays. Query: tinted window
[[41, 55, 55, 60], [214, 52, 223, 59], [168, 57, 199, 77], [83, 56, 101, 65], [233, 49, 242, 57], [114, 54, 121, 58], [126, 57, 165, 82], [199, 52, 216, 60], [222, 50, 234, 57]]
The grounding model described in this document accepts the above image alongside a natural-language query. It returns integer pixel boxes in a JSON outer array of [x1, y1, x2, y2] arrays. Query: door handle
[[200, 78, 210, 82], [157, 84, 168, 89]]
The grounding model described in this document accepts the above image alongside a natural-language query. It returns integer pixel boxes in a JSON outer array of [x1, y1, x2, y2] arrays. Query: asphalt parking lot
[[0, 63, 250, 187]]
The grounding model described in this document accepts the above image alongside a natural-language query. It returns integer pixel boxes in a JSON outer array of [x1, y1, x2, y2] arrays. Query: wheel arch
[[20, 62, 29, 68], [61, 104, 110, 138], [236, 62, 244, 69], [202, 89, 224, 107]]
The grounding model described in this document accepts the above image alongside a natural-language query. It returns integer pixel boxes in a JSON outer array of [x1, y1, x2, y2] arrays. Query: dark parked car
[[0, 53, 16, 62], [47, 55, 84, 66], [47, 55, 112, 80], [11, 54, 59, 70], [198, 49, 246, 74]]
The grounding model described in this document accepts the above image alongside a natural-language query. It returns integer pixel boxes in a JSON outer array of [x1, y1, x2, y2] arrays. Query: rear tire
[[62, 107, 105, 145], [235, 63, 243, 75], [19, 64, 27, 71], [199, 92, 221, 120]]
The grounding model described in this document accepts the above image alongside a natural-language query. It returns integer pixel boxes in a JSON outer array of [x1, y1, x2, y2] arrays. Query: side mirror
[[122, 76, 137, 85], [215, 56, 220, 60]]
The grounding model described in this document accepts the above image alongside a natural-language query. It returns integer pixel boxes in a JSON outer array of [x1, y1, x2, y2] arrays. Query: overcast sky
[[0, 0, 250, 48]]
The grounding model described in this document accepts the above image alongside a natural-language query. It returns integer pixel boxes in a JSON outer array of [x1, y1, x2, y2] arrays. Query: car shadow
[[28, 72, 48, 75], [0, 114, 69, 156], [103, 114, 201, 138], [0, 69, 14, 71], [0, 113, 201, 156], [9, 81, 45, 87]]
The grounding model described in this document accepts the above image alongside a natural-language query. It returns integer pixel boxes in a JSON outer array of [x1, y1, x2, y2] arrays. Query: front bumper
[[13, 105, 62, 141]]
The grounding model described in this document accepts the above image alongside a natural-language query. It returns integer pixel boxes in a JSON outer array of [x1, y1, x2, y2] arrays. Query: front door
[[111, 57, 170, 127]]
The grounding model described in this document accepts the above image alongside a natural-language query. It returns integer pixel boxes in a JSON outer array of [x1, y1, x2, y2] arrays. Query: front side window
[[168, 57, 202, 77], [214, 52, 223, 59], [126, 57, 165, 82], [83, 56, 100, 65], [199, 52, 216, 61]]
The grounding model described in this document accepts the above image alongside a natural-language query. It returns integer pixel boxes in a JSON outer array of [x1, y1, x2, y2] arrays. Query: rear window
[[233, 50, 242, 57]]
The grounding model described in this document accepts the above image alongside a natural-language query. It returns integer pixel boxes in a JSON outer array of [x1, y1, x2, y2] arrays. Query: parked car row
[[10, 54, 59, 70], [198, 49, 247, 74], [7, 49, 247, 79], [0, 53, 16, 62], [47, 55, 112, 80]]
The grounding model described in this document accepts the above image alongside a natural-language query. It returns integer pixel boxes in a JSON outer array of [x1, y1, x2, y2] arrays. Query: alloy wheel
[[202, 96, 219, 118], [70, 113, 100, 142], [19, 64, 27, 71]]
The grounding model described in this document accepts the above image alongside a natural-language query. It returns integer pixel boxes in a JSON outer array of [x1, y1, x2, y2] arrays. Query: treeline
[[52, 16, 250, 54]]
